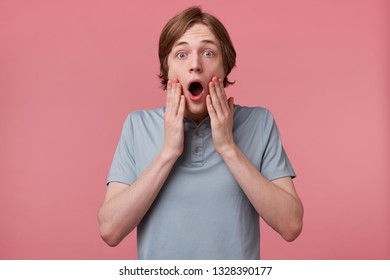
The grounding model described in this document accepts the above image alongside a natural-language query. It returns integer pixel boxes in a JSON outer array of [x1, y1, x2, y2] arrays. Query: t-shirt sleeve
[[106, 114, 137, 185], [260, 109, 296, 180]]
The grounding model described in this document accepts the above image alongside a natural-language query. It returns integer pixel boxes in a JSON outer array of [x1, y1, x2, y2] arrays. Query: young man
[[99, 7, 303, 260]]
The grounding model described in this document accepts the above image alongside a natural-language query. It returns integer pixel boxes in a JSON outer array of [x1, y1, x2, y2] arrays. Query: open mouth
[[188, 82, 203, 96]]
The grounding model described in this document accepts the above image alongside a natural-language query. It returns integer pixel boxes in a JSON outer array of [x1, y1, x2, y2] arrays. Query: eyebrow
[[173, 39, 218, 47]]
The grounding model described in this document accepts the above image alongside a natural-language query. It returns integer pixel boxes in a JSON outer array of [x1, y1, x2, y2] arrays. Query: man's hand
[[162, 79, 186, 159], [99, 80, 186, 246], [206, 77, 303, 241], [206, 76, 235, 154]]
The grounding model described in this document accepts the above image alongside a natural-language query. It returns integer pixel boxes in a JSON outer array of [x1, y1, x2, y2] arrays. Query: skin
[[98, 23, 303, 247], [167, 23, 225, 124]]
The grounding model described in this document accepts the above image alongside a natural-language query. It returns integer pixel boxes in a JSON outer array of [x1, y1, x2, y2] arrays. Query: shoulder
[[127, 108, 164, 120], [125, 107, 165, 125], [119, 108, 164, 138], [233, 104, 274, 124]]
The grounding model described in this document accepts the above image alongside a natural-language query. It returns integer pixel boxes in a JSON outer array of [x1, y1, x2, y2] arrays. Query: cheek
[[167, 69, 174, 80], [167, 63, 179, 80], [205, 60, 224, 77], [217, 60, 225, 76], [167, 71, 179, 82], [168, 67, 186, 83]]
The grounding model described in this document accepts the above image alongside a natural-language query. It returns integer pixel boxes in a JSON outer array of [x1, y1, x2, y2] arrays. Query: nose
[[189, 54, 202, 73]]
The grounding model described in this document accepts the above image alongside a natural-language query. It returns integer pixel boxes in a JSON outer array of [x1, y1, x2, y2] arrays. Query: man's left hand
[[206, 76, 235, 155]]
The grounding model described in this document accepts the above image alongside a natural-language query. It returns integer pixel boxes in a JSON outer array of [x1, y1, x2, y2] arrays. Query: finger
[[214, 77, 226, 98], [214, 77, 229, 114], [177, 95, 186, 118], [206, 95, 217, 120], [209, 80, 223, 117], [172, 82, 181, 116], [167, 80, 180, 116], [165, 80, 173, 114], [167, 79, 172, 93], [172, 81, 182, 115], [228, 96, 234, 115]]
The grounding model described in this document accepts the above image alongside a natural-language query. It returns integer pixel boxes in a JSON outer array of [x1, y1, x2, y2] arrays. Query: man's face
[[167, 23, 225, 122]]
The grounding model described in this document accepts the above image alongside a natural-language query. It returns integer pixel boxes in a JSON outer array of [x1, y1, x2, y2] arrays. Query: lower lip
[[189, 91, 204, 101]]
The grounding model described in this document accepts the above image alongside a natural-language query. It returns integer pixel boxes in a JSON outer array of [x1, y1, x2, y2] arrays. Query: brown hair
[[158, 7, 236, 90]]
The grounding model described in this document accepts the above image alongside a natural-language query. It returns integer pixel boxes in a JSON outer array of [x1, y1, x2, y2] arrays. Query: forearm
[[99, 150, 178, 246], [220, 145, 303, 241], [99, 80, 185, 246]]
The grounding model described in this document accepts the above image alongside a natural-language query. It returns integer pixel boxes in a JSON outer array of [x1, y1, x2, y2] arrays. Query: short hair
[[158, 7, 236, 90]]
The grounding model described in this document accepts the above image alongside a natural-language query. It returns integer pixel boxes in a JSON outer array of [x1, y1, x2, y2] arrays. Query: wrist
[[159, 147, 181, 163], [217, 143, 239, 159]]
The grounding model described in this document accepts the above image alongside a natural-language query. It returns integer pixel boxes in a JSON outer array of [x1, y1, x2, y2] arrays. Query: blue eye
[[177, 52, 186, 59], [203, 51, 214, 57]]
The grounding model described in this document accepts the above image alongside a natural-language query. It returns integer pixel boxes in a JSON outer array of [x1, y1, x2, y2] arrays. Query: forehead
[[174, 23, 220, 47]]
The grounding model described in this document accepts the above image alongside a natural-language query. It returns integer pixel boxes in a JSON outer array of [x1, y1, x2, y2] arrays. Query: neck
[[185, 111, 209, 125]]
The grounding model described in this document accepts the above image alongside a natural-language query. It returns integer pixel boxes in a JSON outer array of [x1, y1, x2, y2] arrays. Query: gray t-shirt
[[107, 104, 296, 259]]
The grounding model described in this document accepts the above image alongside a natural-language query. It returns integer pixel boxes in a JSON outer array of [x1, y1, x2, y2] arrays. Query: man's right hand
[[99, 82, 186, 246], [162, 79, 186, 160]]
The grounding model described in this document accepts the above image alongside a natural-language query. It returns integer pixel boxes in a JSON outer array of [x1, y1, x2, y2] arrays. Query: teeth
[[189, 82, 203, 96]]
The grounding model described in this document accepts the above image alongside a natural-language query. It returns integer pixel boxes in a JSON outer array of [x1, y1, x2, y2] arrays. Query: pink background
[[1, 0, 389, 259]]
